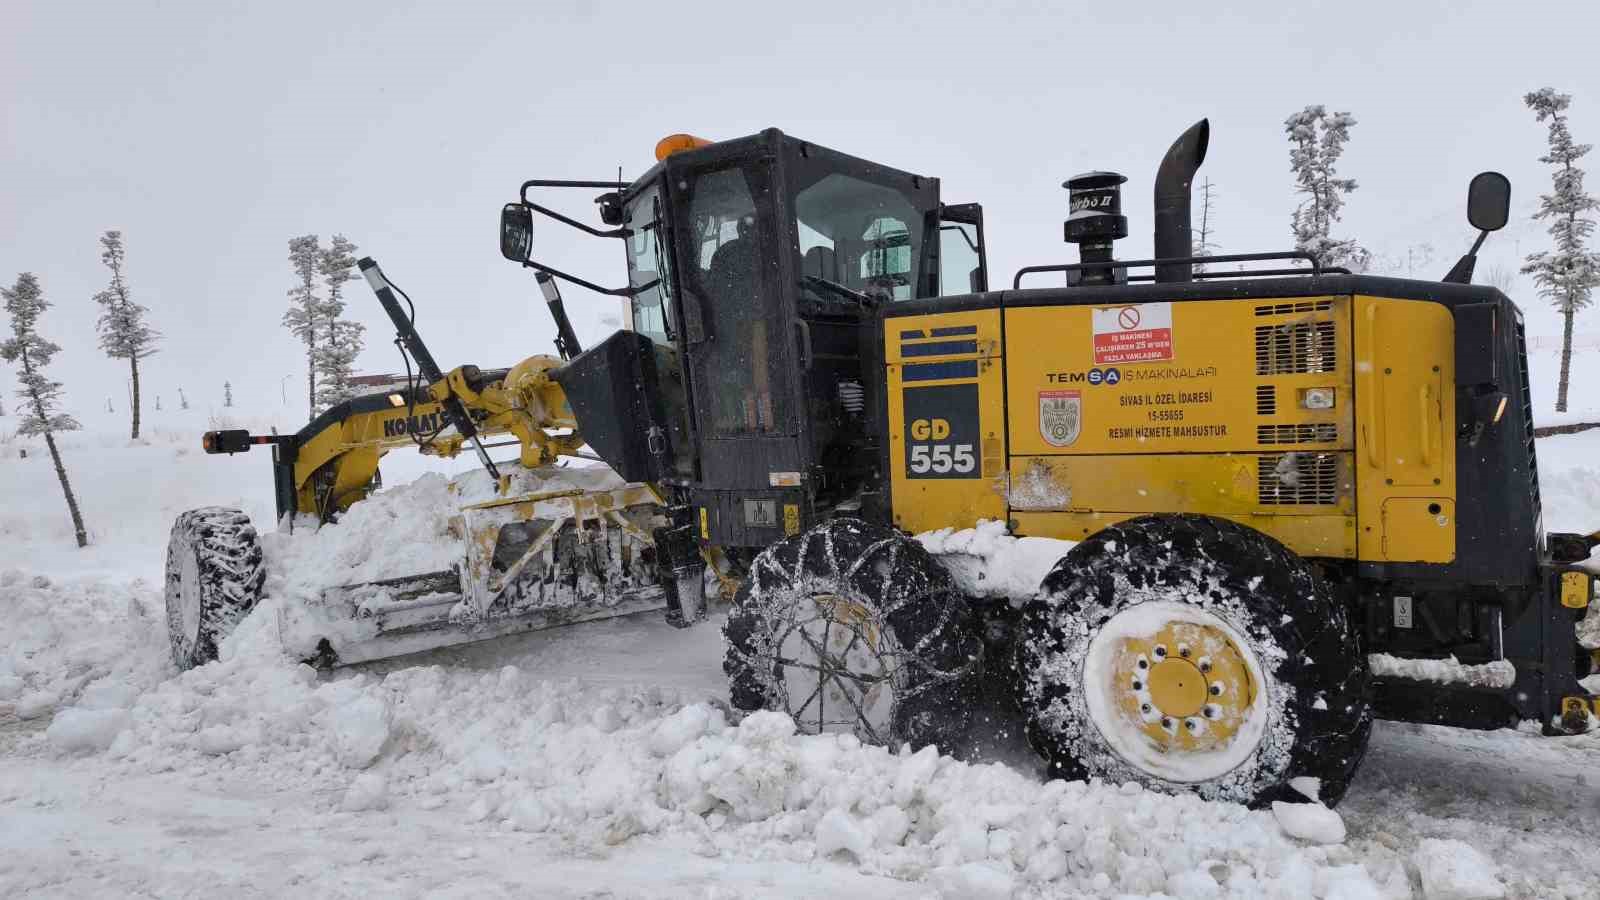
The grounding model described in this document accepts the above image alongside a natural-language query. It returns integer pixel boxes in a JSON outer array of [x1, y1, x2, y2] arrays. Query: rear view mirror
[[500, 203, 534, 262], [1467, 172, 1511, 233]]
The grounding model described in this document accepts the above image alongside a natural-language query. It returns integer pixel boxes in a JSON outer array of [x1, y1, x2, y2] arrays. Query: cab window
[[794, 173, 924, 302], [624, 188, 673, 345]]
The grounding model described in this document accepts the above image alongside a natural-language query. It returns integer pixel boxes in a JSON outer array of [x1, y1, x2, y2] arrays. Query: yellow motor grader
[[171, 122, 1599, 808]]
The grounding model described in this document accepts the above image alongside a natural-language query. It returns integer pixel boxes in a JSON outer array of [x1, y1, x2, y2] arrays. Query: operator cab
[[503, 128, 988, 548]]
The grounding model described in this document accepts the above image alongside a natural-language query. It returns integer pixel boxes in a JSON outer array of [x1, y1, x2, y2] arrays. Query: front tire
[[1017, 514, 1369, 807], [722, 518, 981, 751], [164, 507, 266, 670]]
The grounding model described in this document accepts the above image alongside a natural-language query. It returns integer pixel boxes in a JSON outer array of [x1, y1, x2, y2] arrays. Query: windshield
[[793, 171, 931, 303]]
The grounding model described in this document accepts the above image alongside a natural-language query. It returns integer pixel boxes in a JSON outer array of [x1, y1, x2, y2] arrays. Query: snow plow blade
[[284, 482, 672, 667]]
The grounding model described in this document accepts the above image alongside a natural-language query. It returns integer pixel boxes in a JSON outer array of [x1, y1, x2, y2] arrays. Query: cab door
[[671, 155, 807, 544]]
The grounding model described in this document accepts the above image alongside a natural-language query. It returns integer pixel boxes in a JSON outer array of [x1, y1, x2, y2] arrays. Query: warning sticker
[[1039, 389, 1082, 447], [1092, 302, 1175, 365]]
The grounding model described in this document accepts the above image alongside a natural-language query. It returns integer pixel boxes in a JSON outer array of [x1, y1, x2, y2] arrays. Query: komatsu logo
[[383, 411, 441, 438]]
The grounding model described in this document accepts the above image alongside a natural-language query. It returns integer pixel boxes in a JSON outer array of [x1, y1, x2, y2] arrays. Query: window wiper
[[801, 274, 872, 306]]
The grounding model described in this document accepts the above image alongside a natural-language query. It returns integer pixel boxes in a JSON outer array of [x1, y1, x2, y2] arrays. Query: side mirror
[[1467, 172, 1511, 233], [500, 203, 534, 262]]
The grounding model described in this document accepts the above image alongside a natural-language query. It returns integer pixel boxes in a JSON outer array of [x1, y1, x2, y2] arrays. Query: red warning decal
[[1092, 302, 1174, 365]]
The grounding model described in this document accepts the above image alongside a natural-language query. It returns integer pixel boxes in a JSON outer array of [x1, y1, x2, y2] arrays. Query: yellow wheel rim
[[1081, 601, 1269, 782], [1113, 620, 1256, 754]]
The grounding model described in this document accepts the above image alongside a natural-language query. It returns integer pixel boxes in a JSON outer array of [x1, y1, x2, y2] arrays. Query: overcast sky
[[4, 0, 1598, 422]]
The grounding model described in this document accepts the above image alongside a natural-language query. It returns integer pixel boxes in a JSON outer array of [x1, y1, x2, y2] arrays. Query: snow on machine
[[170, 124, 1600, 809]]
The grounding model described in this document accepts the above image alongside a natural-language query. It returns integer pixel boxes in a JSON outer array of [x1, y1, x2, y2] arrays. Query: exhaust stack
[[1153, 119, 1210, 284]]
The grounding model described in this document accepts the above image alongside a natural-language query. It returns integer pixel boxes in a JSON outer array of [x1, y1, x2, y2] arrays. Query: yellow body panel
[[884, 292, 1458, 566], [1352, 296, 1457, 562], [885, 309, 1008, 535]]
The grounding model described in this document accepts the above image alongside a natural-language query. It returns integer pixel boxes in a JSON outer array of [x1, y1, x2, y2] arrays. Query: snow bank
[[11, 615, 1391, 898], [0, 570, 171, 724], [916, 520, 1072, 600], [1412, 838, 1505, 899]]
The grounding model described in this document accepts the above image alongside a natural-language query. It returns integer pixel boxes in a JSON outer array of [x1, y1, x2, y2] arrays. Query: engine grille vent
[[1513, 317, 1540, 514], [1257, 453, 1340, 505], [1255, 321, 1337, 375], [1257, 423, 1338, 445], [1254, 299, 1333, 317], [1256, 385, 1277, 416]]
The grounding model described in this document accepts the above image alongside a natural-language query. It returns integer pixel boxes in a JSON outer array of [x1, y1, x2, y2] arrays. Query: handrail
[[1013, 251, 1334, 290]]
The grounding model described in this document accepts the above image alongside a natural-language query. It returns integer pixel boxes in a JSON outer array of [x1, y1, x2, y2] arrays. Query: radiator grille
[[1257, 453, 1340, 505], [1513, 316, 1540, 514], [1254, 300, 1333, 317], [1255, 321, 1337, 375], [1257, 423, 1339, 445], [1256, 385, 1277, 416]]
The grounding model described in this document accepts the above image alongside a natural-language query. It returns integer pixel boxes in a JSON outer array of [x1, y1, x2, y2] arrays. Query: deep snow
[[3, 395, 1600, 897]]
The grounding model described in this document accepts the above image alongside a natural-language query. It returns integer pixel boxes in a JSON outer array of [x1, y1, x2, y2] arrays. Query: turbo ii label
[[1039, 389, 1082, 447], [1092, 302, 1175, 365]]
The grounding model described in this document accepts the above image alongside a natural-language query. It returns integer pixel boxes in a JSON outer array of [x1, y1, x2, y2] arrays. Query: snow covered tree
[[283, 235, 322, 417], [224, 380, 233, 408], [1285, 106, 1370, 272], [106, 398, 114, 413], [1522, 87, 1600, 413], [2, 273, 88, 547], [155, 395, 162, 411], [92, 230, 160, 440], [1192, 178, 1220, 273], [311, 235, 366, 412], [178, 387, 189, 410]]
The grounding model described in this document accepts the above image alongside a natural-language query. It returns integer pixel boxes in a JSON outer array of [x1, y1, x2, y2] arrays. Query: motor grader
[[171, 121, 1599, 808]]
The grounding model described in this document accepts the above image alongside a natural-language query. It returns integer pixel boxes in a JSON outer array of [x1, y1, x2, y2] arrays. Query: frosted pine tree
[[283, 235, 322, 417], [92, 230, 160, 440], [312, 235, 366, 411], [1192, 178, 1220, 273], [1285, 106, 1370, 272], [313, 319, 367, 411], [224, 380, 233, 408], [1522, 87, 1600, 413], [2, 273, 89, 547]]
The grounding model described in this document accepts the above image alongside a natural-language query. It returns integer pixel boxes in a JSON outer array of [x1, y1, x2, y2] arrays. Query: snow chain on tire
[[722, 518, 982, 751], [1017, 514, 1371, 808], [164, 507, 267, 670]]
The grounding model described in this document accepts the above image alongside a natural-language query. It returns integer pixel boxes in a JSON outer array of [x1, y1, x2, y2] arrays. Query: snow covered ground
[[3, 396, 1600, 898]]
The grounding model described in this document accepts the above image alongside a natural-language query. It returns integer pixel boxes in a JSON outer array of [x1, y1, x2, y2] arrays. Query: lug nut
[[1210, 684, 1223, 696], [1154, 646, 1167, 658], [1137, 658, 1148, 670], [1203, 704, 1220, 719], [1198, 659, 1212, 673], [1141, 703, 1152, 713], [1132, 680, 1143, 691], [1185, 719, 1198, 732], [1178, 645, 1191, 658], [1161, 717, 1173, 729]]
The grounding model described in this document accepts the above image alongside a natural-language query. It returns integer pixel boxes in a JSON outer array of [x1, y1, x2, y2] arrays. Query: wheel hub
[[1082, 601, 1267, 782], [178, 549, 203, 648], [774, 594, 896, 742]]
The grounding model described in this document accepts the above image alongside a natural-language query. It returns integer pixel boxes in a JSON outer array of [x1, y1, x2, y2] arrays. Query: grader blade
[[301, 482, 672, 667]]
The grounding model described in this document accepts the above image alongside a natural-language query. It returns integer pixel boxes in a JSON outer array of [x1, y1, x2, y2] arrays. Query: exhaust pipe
[[1153, 119, 1210, 284]]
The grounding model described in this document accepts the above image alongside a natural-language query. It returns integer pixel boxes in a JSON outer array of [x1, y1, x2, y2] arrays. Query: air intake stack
[[1064, 171, 1128, 285]]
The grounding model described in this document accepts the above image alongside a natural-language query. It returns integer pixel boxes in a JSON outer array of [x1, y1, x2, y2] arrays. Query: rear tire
[[722, 518, 981, 751], [1017, 514, 1369, 807], [164, 507, 267, 670]]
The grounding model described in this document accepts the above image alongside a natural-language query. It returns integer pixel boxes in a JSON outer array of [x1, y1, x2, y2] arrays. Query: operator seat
[[707, 214, 758, 305]]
